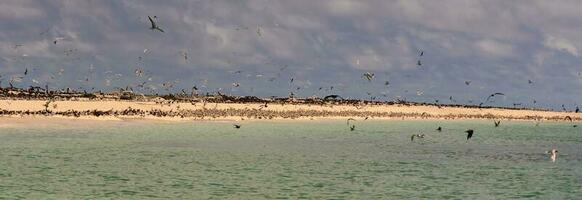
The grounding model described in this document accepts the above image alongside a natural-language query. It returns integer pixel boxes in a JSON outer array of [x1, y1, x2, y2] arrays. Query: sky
[[1, 0, 582, 110]]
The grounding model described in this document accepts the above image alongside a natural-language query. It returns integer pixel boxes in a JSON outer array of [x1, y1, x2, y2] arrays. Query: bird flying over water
[[494, 120, 501, 127], [436, 126, 442, 132], [465, 129, 474, 140], [148, 16, 164, 32], [411, 134, 425, 141], [233, 124, 241, 129], [465, 81, 471, 86]]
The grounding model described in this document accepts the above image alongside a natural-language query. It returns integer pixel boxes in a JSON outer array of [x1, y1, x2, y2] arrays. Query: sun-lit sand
[[1, 99, 580, 123]]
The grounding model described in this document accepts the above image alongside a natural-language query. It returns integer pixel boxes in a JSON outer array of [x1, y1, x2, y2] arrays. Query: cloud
[[543, 35, 579, 56]]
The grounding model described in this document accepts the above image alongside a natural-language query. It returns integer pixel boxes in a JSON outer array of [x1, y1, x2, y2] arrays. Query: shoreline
[[0, 99, 581, 123]]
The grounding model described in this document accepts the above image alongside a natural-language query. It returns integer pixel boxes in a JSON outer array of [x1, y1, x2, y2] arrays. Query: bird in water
[[436, 126, 442, 132], [494, 120, 501, 127], [148, 16, 165, 32], [347, 118, 356, 131], [546, 149, 558, 162], [411, 134, 425, 141], [465, 129, 474, 140], [233, 124, 241, 129]]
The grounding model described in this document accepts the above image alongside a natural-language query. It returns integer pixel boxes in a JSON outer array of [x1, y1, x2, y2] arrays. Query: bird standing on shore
[[466, 129, 474, 140], [148, 16, 164, 32]]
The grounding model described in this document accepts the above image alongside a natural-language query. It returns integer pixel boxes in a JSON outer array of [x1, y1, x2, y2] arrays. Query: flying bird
[[485, 93, 505, 102], [419, 51, 424, 57], [417, 60, 422, 66], [233, 124, 241, 129], [411, 134, 425, 141], [465, 81, 471, 86], [546, 149, 558, 162], [349, 125, 356, 131], [528, 80, 533, 84], [436, 126, 442, 132], [362, 72, 374, 82], [24, 68, 28, 76], [494, 120, 501, 127], [465, 129, 474, 140], [148, 16, 165, 32], [565, 116, 573, 122]]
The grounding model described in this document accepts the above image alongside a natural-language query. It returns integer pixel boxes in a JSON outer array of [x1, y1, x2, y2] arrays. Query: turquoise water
[[0, 120, 581, 199]]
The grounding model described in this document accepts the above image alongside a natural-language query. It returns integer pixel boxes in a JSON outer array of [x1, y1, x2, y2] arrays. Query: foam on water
[[0, 120, 581, 199]]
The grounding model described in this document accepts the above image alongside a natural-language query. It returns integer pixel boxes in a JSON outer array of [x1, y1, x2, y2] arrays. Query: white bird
[[546, 149, 558, 162]]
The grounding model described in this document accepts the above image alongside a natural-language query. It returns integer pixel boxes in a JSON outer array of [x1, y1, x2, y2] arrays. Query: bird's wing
[[148, 16, 156, 27]]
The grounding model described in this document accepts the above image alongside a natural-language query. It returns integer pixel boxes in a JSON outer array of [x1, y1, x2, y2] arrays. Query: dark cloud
[[1, 0, 581, 110]]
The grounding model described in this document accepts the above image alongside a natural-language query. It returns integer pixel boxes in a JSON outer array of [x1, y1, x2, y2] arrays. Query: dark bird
[[417, 60, 422, 66], [485, 92, 505, 102], [384, 81, 390, 86], [494, 120, 501, 127], [576, 106, 580, 113], [465, 129, 474, 140], [233, 124, 241, 129], [411, 134, 425, 141], [465, 81, 471, 85], [362, 72, 374, 82], [24, 68, 28, 76], [565, 116, 573, 122], [324, 95, 343, 101], [420, 51, 424, 56], [528, 80, 533, 84], [148, 16, 165, 32], [349, 125, 356, 131], [436, 126, 442, 132]]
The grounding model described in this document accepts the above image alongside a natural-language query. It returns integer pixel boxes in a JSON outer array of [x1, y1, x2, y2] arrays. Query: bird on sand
[[546, 149, 558, 162], [148, 16, 165, 32], [411, 134, 425, 141], [233, 124, 241, 129], [465, 129, 474, 140]]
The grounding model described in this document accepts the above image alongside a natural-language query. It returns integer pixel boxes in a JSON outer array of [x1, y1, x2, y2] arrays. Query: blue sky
[[1, 0, 582, 110]]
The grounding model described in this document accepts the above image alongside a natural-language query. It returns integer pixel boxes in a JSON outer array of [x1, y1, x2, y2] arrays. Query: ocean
[[0, 119, 581, 199]]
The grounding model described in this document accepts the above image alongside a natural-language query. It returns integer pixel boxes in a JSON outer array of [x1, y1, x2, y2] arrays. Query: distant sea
[[0, 120, 580, 199]]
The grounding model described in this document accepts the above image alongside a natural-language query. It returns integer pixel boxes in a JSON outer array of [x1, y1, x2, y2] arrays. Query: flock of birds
[[4, 14, 582, 112], [231, 118, 560, 162]]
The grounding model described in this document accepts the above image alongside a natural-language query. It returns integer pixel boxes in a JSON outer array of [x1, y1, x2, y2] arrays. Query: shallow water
[[0, 120, 581, 199]]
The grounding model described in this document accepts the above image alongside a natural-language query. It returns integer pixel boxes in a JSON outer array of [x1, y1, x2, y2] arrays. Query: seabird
[[494, 120, 501, 127], [546, 149, 558, 162], [436, 126, 442, 132], [411, 134, 425, 141], [148, 16, 165, 32], [465, 81, 471, 86], [485, 92, 505, 102], [349, 125, 356, 131], [362, 72, 374, 82], [465, 129, 474, 140], [233, 124, 241, 129]]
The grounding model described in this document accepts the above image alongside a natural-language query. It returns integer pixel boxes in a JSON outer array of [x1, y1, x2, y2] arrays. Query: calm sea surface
[[0, 120, 581, 199]]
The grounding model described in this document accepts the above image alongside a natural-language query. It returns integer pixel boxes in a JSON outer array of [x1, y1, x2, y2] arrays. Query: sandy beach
[[1, 99, 580, 123]]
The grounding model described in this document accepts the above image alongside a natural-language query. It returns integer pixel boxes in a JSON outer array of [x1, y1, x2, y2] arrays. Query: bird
[[148, 16, 164, 32], [346, 118, 355, 126], [528, 80, 533, 84], [465, 81, 471, 86], [565, 116, 573, 122], [494, 120, 501, 127], [465, 129, 474, 140], [485, 92, 505, 102], [546, 149, 558, 162], [576, 106, 579, 113], [417, 60, 422, 66], [233, 124, 241, 129], [24, 68, 28, 76], [384, 81, 390, 86], [349, 125, 356, 131], [419, 51, 424, 57], [411, 134, 425, 141], [436, 126, 442, 132], [362, 72, 374, 82]]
